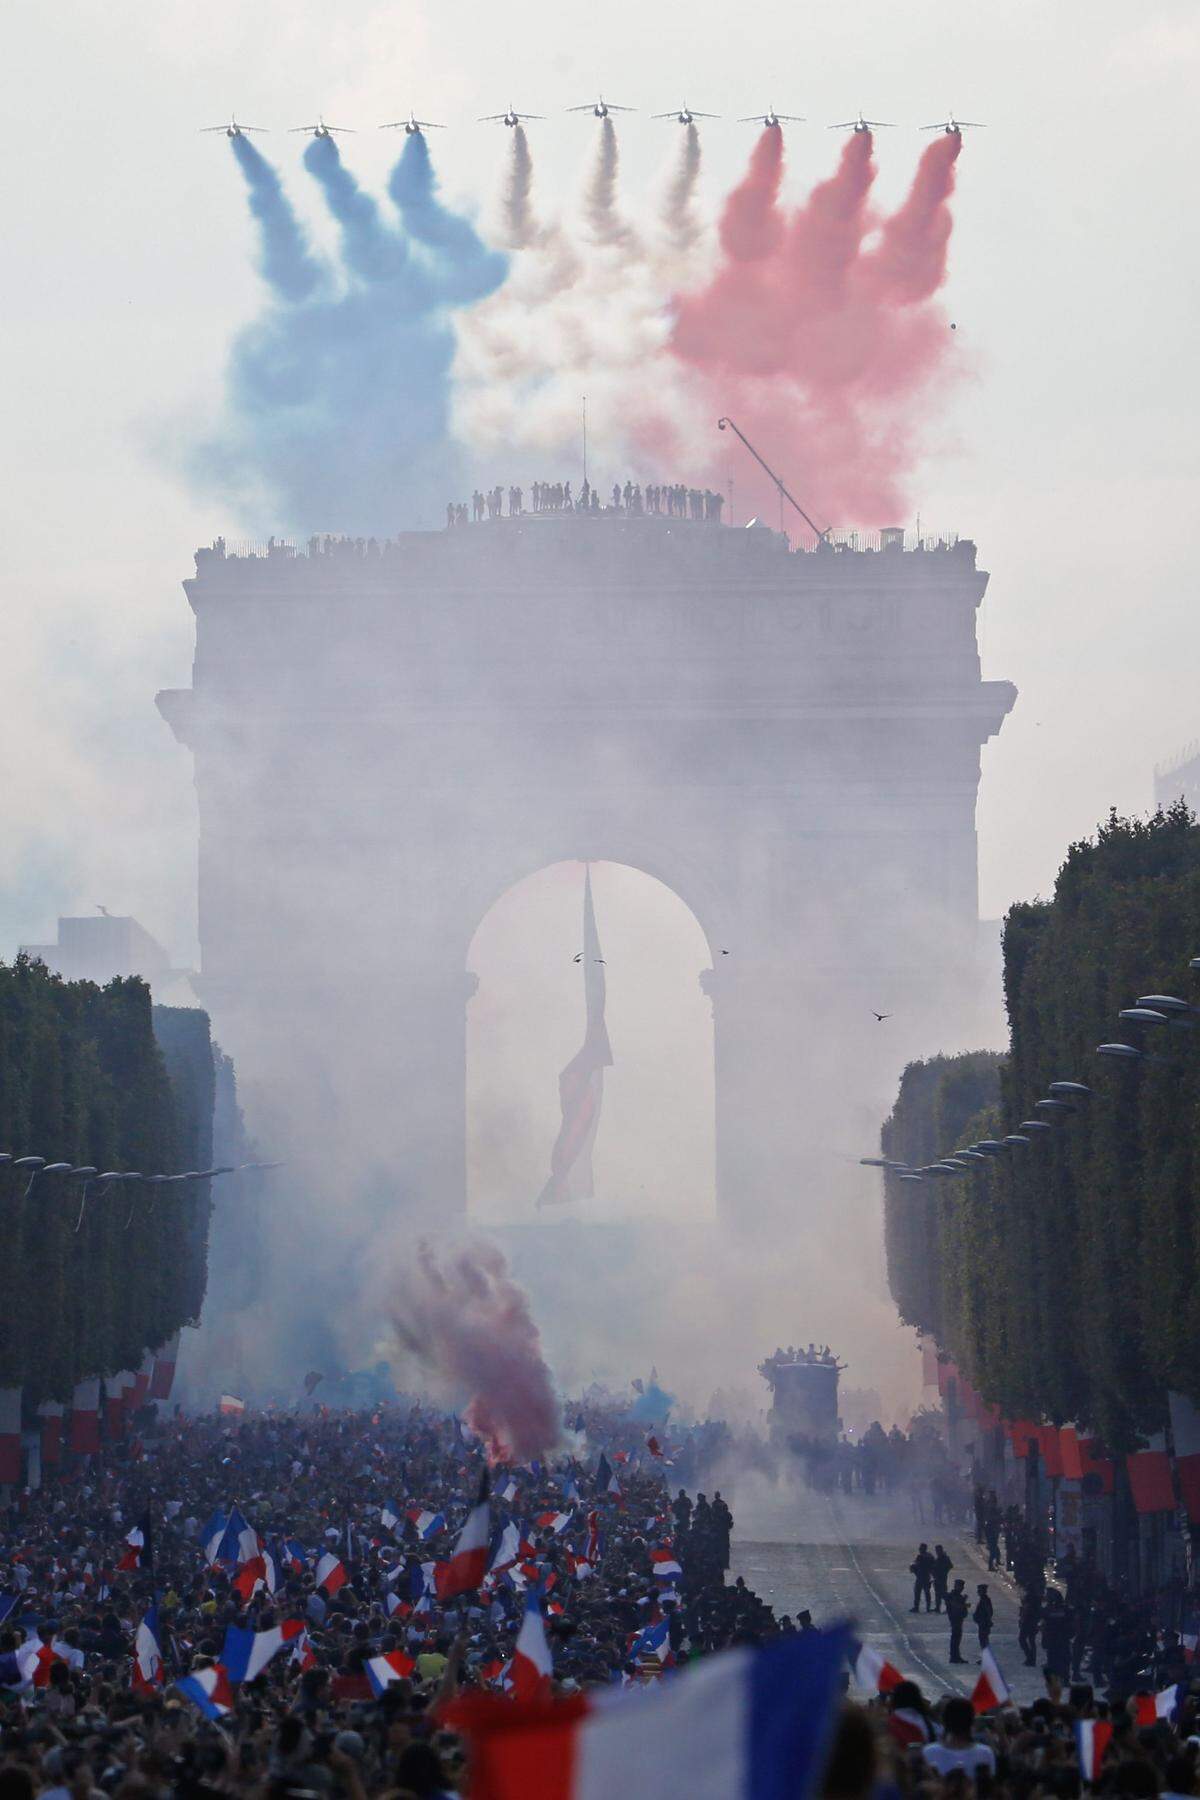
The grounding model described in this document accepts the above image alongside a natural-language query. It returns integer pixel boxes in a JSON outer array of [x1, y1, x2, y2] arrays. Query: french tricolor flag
[[380, 1500, 403, 1534], [221, 1619, 305, 1684], [233, 1545, 277, 1601], [131, 1604, 163, 1694], [629, 1618, 672, 1667], [651, 1548, 682, 1584], [849, 1640, 903, 1695], [450, 1624, 848, 1800], [971, 1648, 1011, 1714], [366, 1650, 417, 1695], [314, 1550, 347, 1595], [437, 1469, 490, 1600], [175, 1664, 235, 1719], [1076, 1718, 1113, 1783], [536, 1511, 574, 1537], [117, 1524, 147, 1573], [489, 1519, 523, 1575], [1132, 1686, 1181, 1726], [508, 1591, 554, 1701], [408, 1507, 446, 1542]]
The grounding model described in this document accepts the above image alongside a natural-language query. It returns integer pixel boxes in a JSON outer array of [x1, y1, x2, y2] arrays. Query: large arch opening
[[466, 859, 716, 1230]]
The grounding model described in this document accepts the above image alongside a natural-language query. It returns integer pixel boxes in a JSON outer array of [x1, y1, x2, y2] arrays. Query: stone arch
[[465, 858, 716, 1226]]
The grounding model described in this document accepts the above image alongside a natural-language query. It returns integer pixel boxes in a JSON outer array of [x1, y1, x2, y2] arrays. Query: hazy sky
[[4, 0, 1199, 968]]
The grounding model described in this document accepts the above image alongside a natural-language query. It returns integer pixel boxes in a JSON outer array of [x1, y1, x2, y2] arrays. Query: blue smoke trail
[[388, 132, 508, 302], [193, 138, 508, 534], [229, 135, 325, 302], [302, 136, 409, 284]]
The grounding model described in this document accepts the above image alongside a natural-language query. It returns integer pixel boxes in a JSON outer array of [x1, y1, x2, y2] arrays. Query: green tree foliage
[[0, 958, 216, 1403], [881, 803, 1200, 1450], [881, 1051, 1004, 1344]]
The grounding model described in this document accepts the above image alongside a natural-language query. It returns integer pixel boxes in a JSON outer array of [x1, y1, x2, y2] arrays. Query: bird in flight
[[872, 1011, 892, 1022], [573, 953, 583, 962], [95, 904, 110, 917]]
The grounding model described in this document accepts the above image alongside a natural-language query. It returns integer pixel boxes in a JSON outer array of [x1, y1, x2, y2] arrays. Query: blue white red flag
[[366, 1650, 417, 1695], [536, 1510, 573, 1537], [489, 1518, 522, 1574], [537, 867, 613, 1209], [448, 1624, 848, 1800], [1132, 1686, 1181, 1725], [132, 1603, 163, 1693], [314, 1551, 347, 1595], [506, 1591, 553, 1701], [1076, 1719, 1113, 1783], [221, 1619, 305, 1684], [848, 1639, 903, 1694], [175, 1664, 235, 1719], [437, 1469, 490, 1599], [970, 1648, 1011, 1714], [651, 1548, 682, 1583], [407, 1507, 446, 1542]]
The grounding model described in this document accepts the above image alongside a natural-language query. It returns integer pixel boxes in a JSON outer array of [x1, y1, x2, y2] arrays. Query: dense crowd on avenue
[[2, 1402, 1200, 1796]]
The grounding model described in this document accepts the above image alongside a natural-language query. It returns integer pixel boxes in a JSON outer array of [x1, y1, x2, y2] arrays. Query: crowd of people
[[0, 1400, 801, 1798], [971, 1484, 1197, 1693], [446, 477, 726, 525], [4, 1399, 1200, 1796]]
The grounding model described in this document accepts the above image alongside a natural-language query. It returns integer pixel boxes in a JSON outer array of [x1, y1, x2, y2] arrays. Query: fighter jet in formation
[[739, 106, 805, 129], [829, 111, 895, 133], [566, 96, 636, 118], [652, 103, 719, 125], [921, 116, 985, 135], [200, 116, 268, 138], [479, 106, 546, 127], [381, 112, 446, 134], [289, 117, 354, 138]]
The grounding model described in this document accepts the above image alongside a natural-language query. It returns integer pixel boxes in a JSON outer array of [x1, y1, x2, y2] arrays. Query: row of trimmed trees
[[882, 803, 1200, 1452], [0, 956, 216, 1403]]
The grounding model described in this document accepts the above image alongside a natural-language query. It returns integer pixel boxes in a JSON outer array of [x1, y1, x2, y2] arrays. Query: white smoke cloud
[[452, 119, 715, 477]]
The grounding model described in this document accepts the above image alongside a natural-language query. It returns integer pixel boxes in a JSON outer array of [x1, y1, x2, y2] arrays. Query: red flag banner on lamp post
[[537, 867, 613, 1209]]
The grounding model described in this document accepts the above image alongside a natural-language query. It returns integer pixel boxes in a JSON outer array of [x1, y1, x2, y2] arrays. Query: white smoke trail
[[661, 123, 703, 253], [583, 117, 641, 252], [453, 117, 713, 473], [502, 126, 537, 249]]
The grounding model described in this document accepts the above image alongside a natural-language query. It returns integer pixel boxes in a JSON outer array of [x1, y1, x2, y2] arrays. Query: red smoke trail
[[855, 132, 961, 305], [390, 1241, 559, 1464], [667, 130, 962, 528], [720, 127, 785, 262]]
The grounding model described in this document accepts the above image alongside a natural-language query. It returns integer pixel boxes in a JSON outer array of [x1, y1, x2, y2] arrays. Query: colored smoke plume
[[229, 134, 325, 302], [720, 125, 784, 263], [192, 135, 506, 534], [390, 1241, 559, 1463], [453, 118, 708, 471], [669, 129, 963, 527]]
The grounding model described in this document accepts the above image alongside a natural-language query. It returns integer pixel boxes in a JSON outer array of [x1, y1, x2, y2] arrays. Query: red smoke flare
[[668, 130, 962, 529], [390, 1241, 559, 1464]]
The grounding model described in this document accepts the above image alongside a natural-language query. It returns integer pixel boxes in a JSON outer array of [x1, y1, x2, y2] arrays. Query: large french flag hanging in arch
[[538, 867, 613, 1209]]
